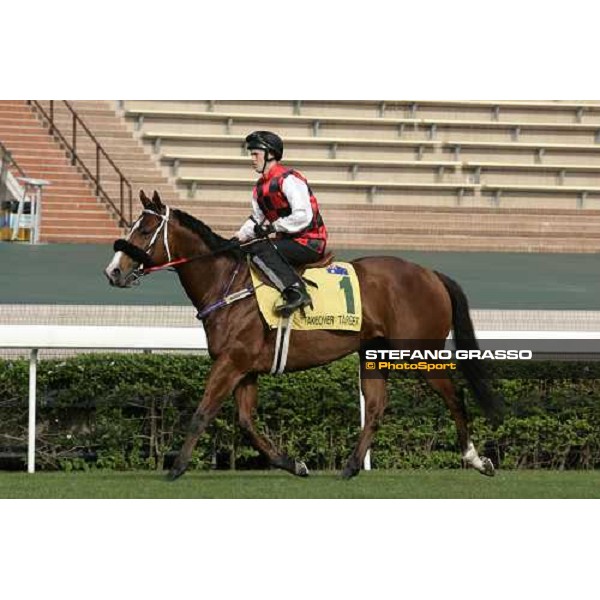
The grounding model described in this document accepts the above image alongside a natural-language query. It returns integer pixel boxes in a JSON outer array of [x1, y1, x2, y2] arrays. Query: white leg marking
[[463, 441, 495, 476], [463, 441, 485, 471]]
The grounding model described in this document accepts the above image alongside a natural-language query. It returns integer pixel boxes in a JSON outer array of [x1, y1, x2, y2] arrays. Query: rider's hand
[[253, 222, 275, 238]]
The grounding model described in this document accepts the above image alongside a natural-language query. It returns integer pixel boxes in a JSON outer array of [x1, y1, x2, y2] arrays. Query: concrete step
[[0, 100, 30, 108], [39, 190, 97, 201], [17, 169, 90, 181], [189, 218, 600, 239], [42, 216, 119, 228], [48, 126, 134, 139], [40, 232, 118, 243], [0, 110, 35, 119], [34, 177, 93, 189], [0, 134, 62, 148], [41, 209, 110, 219], [328, 233, 600, 252], [41, 223, 121, 235], [41, 198, 107, 208], [0, 121, 45, 131], [16, 158, 82, 169]]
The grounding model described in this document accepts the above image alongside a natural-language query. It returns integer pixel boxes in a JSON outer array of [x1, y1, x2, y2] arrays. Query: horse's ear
[[139, 190, 151, 209], [152, 191, 164, 211]]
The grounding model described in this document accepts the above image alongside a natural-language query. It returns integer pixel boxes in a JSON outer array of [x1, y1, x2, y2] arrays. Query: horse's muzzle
[[105, 239, 154, 288], [105, 265, 129, 287]]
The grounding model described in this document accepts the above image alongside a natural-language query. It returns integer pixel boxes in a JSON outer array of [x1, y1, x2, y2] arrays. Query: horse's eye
[[139, 228, 152, 236]]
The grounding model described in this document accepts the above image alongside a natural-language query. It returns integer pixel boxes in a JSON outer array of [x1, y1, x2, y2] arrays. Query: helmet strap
[[261, 151, 276, 175]]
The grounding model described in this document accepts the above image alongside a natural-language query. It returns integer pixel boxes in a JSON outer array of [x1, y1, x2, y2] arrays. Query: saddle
[[298, 252, 335, 274], [251, 252, 335, 289]]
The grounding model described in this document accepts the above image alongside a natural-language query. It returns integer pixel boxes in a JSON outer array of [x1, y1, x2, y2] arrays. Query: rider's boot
[[276, 281, 312, 318]]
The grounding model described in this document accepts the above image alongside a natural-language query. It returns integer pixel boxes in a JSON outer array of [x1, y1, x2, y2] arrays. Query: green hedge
[[1, 354, 600, 471]]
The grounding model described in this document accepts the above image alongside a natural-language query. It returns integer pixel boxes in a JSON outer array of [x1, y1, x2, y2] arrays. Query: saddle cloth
[[250, 261, 362, 331]]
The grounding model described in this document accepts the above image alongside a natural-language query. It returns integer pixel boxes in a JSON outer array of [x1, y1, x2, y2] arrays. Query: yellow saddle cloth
[[250, 261, 362, 331]]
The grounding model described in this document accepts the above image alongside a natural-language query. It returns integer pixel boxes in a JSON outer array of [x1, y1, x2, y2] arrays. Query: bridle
[[113, 207, 179, 285], [115, 206, 229, 279], [141, 206, 173, 264], [113, 205, 257, 319]]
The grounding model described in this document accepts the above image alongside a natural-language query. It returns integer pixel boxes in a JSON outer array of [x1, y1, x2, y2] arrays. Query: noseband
[[114, 207, 173, 273], [114, 206, 241, 282], [113, 239, 155, 267], [112, 204, 255, 318]]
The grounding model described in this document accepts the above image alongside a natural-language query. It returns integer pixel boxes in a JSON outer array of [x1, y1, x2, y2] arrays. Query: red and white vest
[[253, 164, 328, 254]]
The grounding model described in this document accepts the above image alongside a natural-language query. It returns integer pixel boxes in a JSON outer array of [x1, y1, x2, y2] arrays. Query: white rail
[[1, 326, 599, 473], [0, 325, 207, 473]]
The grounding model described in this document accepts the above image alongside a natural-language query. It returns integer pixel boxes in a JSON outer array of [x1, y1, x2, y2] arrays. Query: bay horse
[[105, 191, 502, 480]]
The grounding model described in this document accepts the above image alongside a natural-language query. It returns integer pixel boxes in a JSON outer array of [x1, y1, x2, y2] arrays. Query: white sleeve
[[274, 175, 313, 234], [236, 197, 264, 242]]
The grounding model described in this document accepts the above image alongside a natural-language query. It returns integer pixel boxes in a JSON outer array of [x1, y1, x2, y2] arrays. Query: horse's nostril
[[105, 266, 122, 285]]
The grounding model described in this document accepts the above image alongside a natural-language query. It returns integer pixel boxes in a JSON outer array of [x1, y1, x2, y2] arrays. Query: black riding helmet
[[245, 131, 284, 161]]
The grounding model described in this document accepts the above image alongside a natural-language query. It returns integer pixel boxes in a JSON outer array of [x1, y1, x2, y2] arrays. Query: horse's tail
[[435, 271, 504, 425]]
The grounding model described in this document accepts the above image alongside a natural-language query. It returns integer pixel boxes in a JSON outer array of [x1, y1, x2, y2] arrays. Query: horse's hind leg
[[236, 374, 309, 477], [424, 374, 494, 476], [341, 371, 388, 480]]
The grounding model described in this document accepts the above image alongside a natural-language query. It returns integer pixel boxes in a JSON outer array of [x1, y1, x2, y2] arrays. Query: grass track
[[1, 469, 600, 499]]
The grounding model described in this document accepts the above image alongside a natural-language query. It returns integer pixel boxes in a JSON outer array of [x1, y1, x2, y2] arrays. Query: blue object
[[326, 264, 349, 276]]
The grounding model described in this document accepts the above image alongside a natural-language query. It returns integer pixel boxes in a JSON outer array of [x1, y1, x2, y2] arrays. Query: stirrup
[[276, 300, 310, 318], [275, 287, 312, 318], [299, 299, 314, 318]]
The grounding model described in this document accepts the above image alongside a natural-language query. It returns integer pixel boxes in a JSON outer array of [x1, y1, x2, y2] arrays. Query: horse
[[104, 190, 503, 480]]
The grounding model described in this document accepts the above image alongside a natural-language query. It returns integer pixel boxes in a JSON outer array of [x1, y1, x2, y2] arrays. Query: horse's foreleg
[[424, 374, 494, 476], [168, 357, 245, 481], [342, 372, 388, 480], [236, 374, 309, 477]]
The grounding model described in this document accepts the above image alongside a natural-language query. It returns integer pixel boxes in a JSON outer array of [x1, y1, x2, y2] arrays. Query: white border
[[2, 1, 597, 596]]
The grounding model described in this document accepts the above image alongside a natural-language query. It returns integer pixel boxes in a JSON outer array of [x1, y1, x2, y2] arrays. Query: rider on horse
[[234, 131, 328, 317]]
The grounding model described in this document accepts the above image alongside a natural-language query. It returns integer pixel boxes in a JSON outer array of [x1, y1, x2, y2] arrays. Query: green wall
[[1, 242, 598, 309]]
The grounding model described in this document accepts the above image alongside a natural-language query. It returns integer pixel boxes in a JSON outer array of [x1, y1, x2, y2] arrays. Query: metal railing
[[1, 140, 25, 218], [0, 140, 27, 188], [28, 100, 133, 227], [1, 141, 49, 244]]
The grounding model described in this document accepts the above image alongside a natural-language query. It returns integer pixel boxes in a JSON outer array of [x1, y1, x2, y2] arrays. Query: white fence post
[[28, 349, 38, 473]]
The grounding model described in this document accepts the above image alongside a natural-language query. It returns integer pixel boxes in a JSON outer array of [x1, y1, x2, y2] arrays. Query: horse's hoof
[[294, 461, 309, 477], [478, 456, 495, 477], [341, 467, 359, 480], [167, 465, 187, 481]]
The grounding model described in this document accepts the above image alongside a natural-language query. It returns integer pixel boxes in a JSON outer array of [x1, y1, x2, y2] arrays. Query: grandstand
[[3, 99, 600, 252], [3, 99, 600, 354]]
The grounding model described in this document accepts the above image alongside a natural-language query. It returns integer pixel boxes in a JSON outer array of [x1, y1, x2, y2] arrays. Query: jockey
[[234, 130, 328, 317]]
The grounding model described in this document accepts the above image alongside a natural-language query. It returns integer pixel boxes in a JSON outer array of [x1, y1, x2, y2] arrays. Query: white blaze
[[104, 215, 141, 278], [105, 251, 125, 278]]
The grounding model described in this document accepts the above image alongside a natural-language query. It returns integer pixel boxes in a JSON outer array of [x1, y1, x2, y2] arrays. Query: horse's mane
[[173, 209, 242, 258]]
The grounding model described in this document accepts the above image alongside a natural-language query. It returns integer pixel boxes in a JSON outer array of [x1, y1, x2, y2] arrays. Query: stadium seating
[[123, 100, 600, 204], [4, 99, 600, 251]]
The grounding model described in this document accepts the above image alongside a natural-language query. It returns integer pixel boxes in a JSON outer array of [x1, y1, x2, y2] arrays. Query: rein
[[140, 240, 242, 274]]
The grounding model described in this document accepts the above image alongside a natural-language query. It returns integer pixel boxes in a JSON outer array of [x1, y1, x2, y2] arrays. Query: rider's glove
[[253, 222, 275, 238]]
